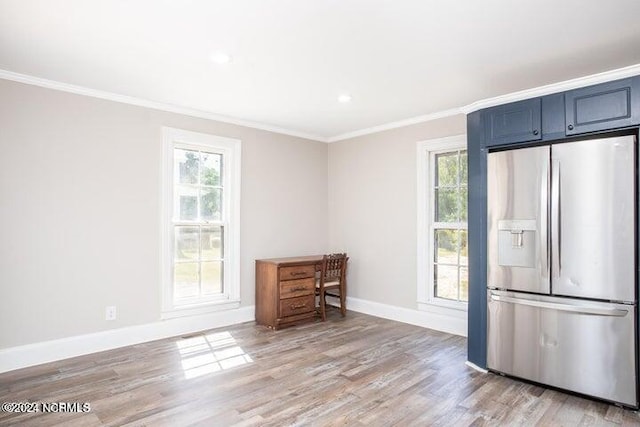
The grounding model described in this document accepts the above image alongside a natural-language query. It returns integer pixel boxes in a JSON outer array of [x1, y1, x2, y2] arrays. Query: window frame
[[161, 127, 241, 319], [417, 134, 468, 312]]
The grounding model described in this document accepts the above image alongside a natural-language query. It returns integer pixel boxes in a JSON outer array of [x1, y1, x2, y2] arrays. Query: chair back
[[320, 253, 348, 283]]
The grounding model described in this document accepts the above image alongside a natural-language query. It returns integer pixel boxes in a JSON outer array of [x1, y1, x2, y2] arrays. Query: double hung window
[[417, 135, 468, 310], [162, 127, 240, 317]]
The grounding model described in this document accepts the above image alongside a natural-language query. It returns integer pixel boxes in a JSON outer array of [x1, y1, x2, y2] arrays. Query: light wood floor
[[1, 309, 639, 426]]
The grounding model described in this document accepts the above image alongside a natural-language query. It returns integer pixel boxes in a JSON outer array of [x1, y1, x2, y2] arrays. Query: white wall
[[0, 79, 328, 349], [328, 116, 466, 310]]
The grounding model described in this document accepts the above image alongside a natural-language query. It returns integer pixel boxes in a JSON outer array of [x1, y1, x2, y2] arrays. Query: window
[[162, 127, 241, 318], [432, 149, 467, 302], [417, 135, 468, 310]]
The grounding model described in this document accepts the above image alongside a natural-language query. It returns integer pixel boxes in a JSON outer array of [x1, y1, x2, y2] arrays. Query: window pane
[[201, 226, 223, 260], [202, 261, 223, 295], [200, 189, 222, 221], [435, 229, 458, 264], [175, 226, 199, 261], [435, 152, 458, 187], [435, 188, 458, 222], [460, 151, 468, 185], [460, 267, 469, 302], [459, 187, 468, 222], [201, 153, 222, 186], [175, 149, 199, 185], [459, 230, 468, 266], [429, 148, 468, 305], [176, 186, 198, 220], [174, 262, 199, 299], [434, 264, 458, 301]]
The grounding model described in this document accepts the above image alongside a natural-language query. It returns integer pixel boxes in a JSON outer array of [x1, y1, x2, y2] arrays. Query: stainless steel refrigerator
[[486, 134, 638, 408]]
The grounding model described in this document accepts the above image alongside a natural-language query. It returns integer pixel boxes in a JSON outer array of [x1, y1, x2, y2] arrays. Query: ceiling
[[2, 0, 640, 141]]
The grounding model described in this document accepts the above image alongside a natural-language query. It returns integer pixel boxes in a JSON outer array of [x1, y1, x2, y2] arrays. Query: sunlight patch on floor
[[176, 331, 253, 379]]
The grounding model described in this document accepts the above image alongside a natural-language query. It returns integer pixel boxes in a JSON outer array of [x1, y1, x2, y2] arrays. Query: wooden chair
[[316, 253, 348, 321]]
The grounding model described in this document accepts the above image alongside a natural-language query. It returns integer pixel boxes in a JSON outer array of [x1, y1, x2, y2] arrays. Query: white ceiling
[[2, 0, 640, 141]]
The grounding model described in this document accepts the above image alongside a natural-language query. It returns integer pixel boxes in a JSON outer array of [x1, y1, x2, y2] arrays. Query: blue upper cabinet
[[484, 98, 542, 147], [565, 77, 640, 135]]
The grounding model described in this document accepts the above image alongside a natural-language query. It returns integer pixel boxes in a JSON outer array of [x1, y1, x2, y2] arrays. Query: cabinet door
[[565, 77, 640, 135], [484, 98, 542, 147]]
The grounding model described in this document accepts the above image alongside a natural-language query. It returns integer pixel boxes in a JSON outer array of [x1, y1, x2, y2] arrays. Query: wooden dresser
[[255, 255, 323, 329]]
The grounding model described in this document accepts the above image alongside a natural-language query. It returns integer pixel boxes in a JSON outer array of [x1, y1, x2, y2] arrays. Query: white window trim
[[161, 127, 241, 319], [417, 134, 468, 312]]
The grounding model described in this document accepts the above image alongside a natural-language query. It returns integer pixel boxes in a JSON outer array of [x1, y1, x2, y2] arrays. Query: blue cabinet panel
[[485, 98, 542, 146], [466, 110, 487, 368], [541, 93, 566, 141], [565, 77, 640, 135]]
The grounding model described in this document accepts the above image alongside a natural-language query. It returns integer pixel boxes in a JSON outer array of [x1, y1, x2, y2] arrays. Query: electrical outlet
[[105, 306, 117, 321]]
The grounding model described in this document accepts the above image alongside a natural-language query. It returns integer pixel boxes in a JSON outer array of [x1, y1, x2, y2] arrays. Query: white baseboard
[[0, 305, 255, 373], [1, 297, 467, 373], [330, 296, 467, 337]]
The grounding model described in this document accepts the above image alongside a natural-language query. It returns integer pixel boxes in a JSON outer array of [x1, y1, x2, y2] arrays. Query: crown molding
[[327, 108, 463, 143], [459, 63, 640, 114], [0, 69, 328, 143], [329, 63, 640, 142], [3, 64, 640, 144]]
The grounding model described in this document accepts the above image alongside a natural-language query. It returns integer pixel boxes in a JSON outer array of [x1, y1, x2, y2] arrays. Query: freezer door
[[487, 146, 550, 293], [551, 136, 635, 302], [487, 290, 637, 407]]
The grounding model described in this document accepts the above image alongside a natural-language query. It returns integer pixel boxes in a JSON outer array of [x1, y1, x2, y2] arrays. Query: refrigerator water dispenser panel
[[498, 219, 537, 268]]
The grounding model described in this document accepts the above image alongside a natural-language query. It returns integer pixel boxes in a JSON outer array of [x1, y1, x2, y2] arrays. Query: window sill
[[161, 299, 241, 320]]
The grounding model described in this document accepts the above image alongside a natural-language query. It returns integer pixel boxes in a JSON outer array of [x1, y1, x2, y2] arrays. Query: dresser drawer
[[279, 295, 314, 318], [280, 278, 315, 299], [279, 265, 316, 281]]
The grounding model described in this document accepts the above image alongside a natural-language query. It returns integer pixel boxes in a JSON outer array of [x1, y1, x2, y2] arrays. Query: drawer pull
[[291, 272, 307, 276], [290, 286, 308, 292], [290, 303, 307, 310]]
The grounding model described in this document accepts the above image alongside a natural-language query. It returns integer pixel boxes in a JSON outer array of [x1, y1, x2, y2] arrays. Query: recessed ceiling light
[[338, 94, 352, 103], [211, 52, 232, 64]]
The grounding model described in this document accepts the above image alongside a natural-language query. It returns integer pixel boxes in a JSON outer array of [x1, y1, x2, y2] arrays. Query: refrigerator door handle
[[551, 160, 561, 278], [490, 293, 629, 317], [540, 158, 549, 279]]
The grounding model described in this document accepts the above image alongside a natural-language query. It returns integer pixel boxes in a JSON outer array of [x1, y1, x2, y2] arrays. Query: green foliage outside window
[[178, 150, 221, 221]]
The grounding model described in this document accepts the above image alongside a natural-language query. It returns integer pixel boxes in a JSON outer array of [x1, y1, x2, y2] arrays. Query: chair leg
[[319, 290, 326, 322], [340, 283, 346, 317]]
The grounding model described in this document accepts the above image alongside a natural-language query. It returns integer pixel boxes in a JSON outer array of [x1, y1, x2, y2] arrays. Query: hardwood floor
[[1, 309, 639, 426]]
